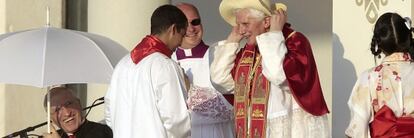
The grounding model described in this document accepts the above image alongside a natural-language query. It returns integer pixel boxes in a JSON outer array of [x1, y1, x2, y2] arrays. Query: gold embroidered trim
[[236, 108, 245, 117], [240, 57, 253, 64], [252, 108, 264, 118]]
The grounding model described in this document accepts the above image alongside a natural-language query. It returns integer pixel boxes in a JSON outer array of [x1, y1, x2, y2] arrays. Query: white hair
[[234, 8, 266, 21]]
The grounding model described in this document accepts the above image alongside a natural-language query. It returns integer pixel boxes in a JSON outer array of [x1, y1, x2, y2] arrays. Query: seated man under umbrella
[[42, 87, 112, 138]]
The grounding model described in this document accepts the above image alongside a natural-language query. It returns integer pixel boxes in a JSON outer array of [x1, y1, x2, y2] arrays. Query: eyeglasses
[[50, 99, 78, 114], [190, 18, 201, 26]]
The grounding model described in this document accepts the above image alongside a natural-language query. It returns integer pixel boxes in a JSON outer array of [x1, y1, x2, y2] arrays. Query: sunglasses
[[190, 18, 201, 26]]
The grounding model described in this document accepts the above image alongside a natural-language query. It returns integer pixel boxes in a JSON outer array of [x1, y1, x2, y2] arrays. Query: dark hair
[[150, 5, 188, 35], [371, 12, 414, 59]]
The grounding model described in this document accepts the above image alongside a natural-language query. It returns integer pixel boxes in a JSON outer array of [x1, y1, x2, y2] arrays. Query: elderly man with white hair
[[210, 0, 330, 137]]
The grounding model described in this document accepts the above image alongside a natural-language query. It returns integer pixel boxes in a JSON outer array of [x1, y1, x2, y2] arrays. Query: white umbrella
[[0, 26, 128, 136], [0, 27, 128, 87]]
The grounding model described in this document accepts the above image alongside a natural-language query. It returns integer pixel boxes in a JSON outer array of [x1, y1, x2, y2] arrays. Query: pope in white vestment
[[212, 1, 330, 137]]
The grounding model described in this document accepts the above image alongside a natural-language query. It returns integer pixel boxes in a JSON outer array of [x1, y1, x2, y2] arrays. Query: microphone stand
[[1, 122, 46, 138], [2, 98, 104, 138], [83, 101, 104, 111]]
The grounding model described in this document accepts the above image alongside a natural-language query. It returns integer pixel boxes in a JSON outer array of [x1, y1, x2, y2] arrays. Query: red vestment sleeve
[[282, 25, 329, 116]]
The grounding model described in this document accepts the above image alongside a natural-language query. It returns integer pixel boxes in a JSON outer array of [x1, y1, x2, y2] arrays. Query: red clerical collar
[[131, 35, 173, 64]]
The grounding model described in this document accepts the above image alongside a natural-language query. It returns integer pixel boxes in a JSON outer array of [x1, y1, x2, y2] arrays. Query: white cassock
[[105, 53, 191, 138], [172, 43, 235, 138]]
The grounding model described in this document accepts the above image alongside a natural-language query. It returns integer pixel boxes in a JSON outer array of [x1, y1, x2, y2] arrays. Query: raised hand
[[269, 9, 287, 32], [42, 124, 61, 138], [226, 25, 244, 43]]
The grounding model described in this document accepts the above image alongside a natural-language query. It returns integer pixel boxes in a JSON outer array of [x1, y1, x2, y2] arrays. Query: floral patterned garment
[[187, 85, 234, 124], [346, 52, 414, 138]]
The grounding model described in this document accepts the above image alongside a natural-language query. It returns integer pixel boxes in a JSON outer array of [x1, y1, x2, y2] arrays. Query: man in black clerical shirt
[[42, 87, 112, 138]]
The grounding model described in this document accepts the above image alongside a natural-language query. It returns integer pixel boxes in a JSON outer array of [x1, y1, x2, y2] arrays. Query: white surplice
[[210, 31, 330, 138], [172, 47, 214, 88], [105, 53, 191, 138], [172, 47, 235, 138]]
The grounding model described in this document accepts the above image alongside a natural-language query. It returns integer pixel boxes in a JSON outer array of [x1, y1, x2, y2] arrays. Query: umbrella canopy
[[0, 27, 128, 87]]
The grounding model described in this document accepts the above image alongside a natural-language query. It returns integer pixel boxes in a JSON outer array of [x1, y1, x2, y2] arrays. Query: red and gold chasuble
[[233, 24, 329, 138], [234, 43, 269, 138]]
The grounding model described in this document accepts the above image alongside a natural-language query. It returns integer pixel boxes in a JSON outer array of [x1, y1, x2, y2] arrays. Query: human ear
[[264, 16, 271, 28], [169, 24, 178, 35]]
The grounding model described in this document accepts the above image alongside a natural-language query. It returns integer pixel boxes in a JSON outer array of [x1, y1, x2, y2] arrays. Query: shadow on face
[[46, 87, 84, 133]]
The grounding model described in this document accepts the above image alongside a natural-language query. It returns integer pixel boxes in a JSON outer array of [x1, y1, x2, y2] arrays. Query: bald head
[[175, 2, 204, 49], [176, 3, 200, 17]]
